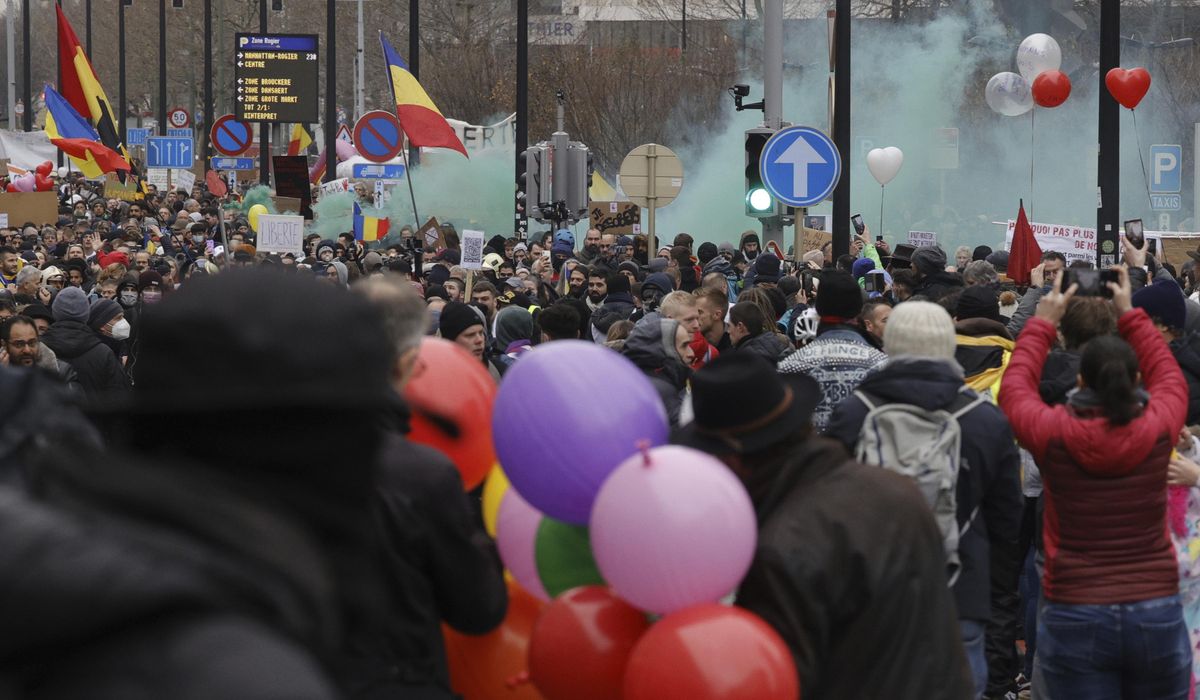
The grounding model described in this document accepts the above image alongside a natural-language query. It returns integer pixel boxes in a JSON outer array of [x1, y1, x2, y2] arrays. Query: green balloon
[[534, 518, 605, 598]]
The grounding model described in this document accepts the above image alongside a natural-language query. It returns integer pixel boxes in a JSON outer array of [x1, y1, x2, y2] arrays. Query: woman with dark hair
[[998, 267, 1191, 699]]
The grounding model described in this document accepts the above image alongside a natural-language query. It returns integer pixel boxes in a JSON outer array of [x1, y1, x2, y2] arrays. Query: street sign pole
[[761, 0, 784, 247], [647, 151, 657, 255], [619, 143, 684, 261]]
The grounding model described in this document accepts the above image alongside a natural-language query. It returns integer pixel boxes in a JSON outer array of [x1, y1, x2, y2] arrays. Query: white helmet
[[792, 307, 820, 345]]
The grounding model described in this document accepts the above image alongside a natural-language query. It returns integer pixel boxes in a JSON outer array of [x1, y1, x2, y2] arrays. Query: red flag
[[205, 170, 227, 197], [1008, 201, 1042, 286]]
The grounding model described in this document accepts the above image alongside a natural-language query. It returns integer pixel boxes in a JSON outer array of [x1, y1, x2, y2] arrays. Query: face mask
[[141, 289, 162, 304], [119, 291, 138, 307], [110, 318, 131, 341], [192, 234, 206, 244]]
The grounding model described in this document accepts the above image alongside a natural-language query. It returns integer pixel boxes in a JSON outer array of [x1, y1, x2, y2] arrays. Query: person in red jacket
[[998, 266, 1192, 699]]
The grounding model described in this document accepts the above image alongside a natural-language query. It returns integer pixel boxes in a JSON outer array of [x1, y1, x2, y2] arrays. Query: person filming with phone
[[998, 263, 1192, 698]]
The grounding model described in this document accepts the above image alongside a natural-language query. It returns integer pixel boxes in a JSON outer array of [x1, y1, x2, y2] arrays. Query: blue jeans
[[1039, 594, 1192, 700], [960, 619, 987, 700]]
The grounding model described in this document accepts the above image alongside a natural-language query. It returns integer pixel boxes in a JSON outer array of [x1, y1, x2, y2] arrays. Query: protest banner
[[908, 230, 938, 247], [0, 191, 58, 226], [104, 174, 141, 202], [255, 214, 305, 255], [146, 168, 170, 191], [1003, 219, 1098, 265], [798, 226, 830, 257], [319, 177, 350, 197], [173, 169, 196, 194], [461, 229, 486, 270], [588, 201, 640, 236], [420, 216, 445, 250]]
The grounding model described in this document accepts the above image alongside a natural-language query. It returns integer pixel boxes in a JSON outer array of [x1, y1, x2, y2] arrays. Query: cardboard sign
[[255, 213, 305, 255], [420, 216, 445, 250], [588, 201, 641, 236], [798, 226, 831, 257], [0, 191, 59, 226], [271, 196, 303, 214], [908, 230, 938, 247], [173, 168, 196, 194], [272, 155, 313, 218], [461, 229, 486, 270], [146, 168, 170, 191], [105, 174, 142, 202]]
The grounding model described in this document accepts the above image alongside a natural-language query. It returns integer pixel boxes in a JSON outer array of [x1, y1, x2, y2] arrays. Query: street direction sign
[[235, 33, 319, 123], [146, 136, 193, 169], [211, 157, 255, 171], [127, 127, 151, 147], [352, 163, 406, 179], [760, 125, 841, 208], [353, 110, 404, 163], [209, 114, 253, 156]]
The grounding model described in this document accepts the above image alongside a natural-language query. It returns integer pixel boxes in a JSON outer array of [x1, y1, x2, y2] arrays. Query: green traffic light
[[747, 187, 772, 212]]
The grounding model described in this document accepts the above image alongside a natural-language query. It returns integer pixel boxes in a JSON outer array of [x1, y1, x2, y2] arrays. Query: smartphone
[[1063, 268, 1119, 298], [864, 271, 882, 293], [1124, 218, 1145, 249], [851, 214, 866, 237], [801, 269, 817, 297], [1147, 238, 1158, 257]]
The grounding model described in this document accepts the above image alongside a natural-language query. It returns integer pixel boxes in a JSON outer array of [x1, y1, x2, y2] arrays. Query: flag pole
[[399, 137, 420, 237]]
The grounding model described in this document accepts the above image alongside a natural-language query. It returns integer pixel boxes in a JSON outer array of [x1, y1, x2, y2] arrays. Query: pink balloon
[[334, 139, 358, 162], [496, 487, 550, 601], [589, 445, 757, 615], [12, 174, 34, 192]]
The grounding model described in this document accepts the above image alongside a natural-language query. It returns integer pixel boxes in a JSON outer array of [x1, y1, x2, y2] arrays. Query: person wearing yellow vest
[[954, 285, 1014, 400]]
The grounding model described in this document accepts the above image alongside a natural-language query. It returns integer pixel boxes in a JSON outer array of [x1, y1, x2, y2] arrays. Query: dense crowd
[[0, 169, 1198, 700]]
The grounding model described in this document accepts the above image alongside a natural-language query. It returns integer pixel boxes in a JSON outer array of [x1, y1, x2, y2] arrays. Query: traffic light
[[564, 142, 590, 221], [745, 127, 775, 217]]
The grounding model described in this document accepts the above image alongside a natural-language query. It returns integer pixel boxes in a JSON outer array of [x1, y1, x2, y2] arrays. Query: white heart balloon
[[1016, 33, 1062, 83], [867, 147, 904, 186]]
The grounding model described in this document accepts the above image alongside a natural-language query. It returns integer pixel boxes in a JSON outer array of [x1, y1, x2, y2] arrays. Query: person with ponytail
[[998, 265, 1191, 699]]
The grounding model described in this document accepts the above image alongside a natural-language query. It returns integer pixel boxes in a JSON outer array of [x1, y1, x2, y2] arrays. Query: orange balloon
[[444, 580, 546, 700], [404, 337, 497, 490]]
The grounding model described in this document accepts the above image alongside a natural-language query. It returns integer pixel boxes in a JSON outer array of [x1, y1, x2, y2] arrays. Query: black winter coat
[[1170, 332, 1200, 425], [735, 437, 974, 700], [733, 331, 791, 362], [825, 357, 1023, 622], [40, 320, 129, 398], [622, 318, 691, 426], [913, 270, 965, 302], [339, 428, 508, 698]]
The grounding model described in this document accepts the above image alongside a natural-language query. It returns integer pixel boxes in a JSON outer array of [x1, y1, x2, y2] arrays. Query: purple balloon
[[334, 139, 358, 162], [493, 341, 668, 525], [495, 488, 549, 602], [590, 445, 757, 615]]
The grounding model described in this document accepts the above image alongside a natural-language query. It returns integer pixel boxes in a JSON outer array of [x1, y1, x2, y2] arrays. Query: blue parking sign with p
[[1151, 145, 1181, 194]]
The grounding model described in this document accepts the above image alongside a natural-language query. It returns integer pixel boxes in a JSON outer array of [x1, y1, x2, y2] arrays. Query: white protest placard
[[255, 214, 305, 255], [908, 230, 938, 247], [1003, 220, 1097, 265], [173, 169, 196, 194], [146, 168, 170, 191], [0, 213, 10, 229], [319, 177, 349, 197], [461, 229, 486, 270]]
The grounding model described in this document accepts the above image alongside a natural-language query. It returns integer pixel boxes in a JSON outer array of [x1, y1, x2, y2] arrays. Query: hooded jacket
[[777, 327, 887, 434], [998, 310, 1187, 605], [40, 320, 129, 399], [912, 270, 964, 302], [621, 318, 691, 426], [491, 307, 534, 376], [34, 342, 81, 395], [825, 358, 1023, 621], [733, 330, 791, 363], [589, 292, 636, 343], [954, 317, 1015, 395], [702, 256, 741, 301], [735, 437, 974, 700]]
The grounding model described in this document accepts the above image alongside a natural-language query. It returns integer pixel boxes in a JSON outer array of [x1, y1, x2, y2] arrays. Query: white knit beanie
[[884, 300, 957, 360]]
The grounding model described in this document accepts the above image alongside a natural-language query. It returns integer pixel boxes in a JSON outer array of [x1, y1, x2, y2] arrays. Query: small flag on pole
[[1008, 199, 1043, 287], [287, 124, 313, 156], [353, 201, 390, 242]]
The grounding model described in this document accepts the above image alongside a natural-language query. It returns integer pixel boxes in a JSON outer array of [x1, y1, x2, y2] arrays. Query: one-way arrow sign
[[760, 126, 841, 208]]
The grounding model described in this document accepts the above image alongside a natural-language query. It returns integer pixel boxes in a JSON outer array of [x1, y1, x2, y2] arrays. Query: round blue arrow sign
[[759, 126, 841, 208], [353, 110, 404, 164]]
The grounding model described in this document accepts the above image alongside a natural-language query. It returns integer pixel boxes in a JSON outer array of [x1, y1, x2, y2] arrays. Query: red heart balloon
[[1105, 67, 1152, 110], [1032, 70, 1072, 108], [35, 160, 53, 177], [34, 174, 53, 191]]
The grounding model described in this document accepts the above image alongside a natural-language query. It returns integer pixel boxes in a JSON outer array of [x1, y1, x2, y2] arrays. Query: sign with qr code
[[461, 229, 486, 270]]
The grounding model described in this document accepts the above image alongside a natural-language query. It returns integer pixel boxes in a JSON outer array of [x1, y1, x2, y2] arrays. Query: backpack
[[853, 388, 985, 585]]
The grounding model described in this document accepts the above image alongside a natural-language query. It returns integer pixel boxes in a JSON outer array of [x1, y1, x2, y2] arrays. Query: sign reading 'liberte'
[[234, 33, 319, 123]]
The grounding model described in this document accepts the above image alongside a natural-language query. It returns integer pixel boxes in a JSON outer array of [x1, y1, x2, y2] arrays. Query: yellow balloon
[[247, 204, 269, 231], [481, 465, 509, 538]]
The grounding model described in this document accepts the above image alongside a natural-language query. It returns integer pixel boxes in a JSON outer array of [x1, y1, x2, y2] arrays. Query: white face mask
[[109, 318, 130, 341]]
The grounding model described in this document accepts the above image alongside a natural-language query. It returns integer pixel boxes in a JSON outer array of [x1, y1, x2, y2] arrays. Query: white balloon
[[56, 166, 69, 178], [866, 147, 904, 187], [985, 71, 1034, 117], [1016, 33, 1062, 83]]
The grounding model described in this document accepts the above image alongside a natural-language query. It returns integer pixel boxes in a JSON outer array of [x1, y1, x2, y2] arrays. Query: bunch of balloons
[[456, 341, 800, 700], [6, 161, 56, 193], [985, 33, 1071, 115]]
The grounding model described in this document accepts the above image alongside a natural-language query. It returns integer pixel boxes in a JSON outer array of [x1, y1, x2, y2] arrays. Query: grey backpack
[[853, 388, 985, 585]]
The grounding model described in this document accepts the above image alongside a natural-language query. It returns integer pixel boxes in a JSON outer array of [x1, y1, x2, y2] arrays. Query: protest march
[[4, 2, 1200, 700]]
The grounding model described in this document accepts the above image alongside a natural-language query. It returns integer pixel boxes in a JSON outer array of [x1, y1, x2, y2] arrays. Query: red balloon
[[1032, 70, 1072, 108], [34, 160, 53, 177], [1106, 67, 1152, 110], [33, 174, 52, 192], [4, 183, 16, 193], [443, 580, 546, 700], [625, 605, 800, 700], [403, 337, 496, 490], [529, 586, 650, 700]]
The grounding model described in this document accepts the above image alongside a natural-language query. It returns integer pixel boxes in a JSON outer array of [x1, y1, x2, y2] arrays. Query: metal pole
[[21, 0, 29, 131], [761, 0, 783, 246], [647, 148, 657, 256], [355, 0, 364, 119], [1097, 0, 1120, 267], [832, 0, 851, 259], [259, 0, 269, 185], [681, 0, 686, 52], [6, 0, 14, 132], [515, 0, 527, 237], [324, 0, 336, 183], [204, 0, 212, 165], [408, 0, 419, 80], [118, 0, 126, 143], [56, 0, 62, 167], [159, 0, 167, 135], [85, 0, 91, 57]]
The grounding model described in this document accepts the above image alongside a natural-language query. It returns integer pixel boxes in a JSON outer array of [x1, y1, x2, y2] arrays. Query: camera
[[731, 84, 750, 97]]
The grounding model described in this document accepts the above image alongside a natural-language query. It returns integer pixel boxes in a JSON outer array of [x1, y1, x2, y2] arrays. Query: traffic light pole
[[515, 0, 528, 238], [832, 0, 851, 259], [1096, 0, 1120, 268], [760, 0, 784, 248]]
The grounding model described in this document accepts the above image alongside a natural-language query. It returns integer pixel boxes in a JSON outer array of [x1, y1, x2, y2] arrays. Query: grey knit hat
[[884, 300, 957, 360]]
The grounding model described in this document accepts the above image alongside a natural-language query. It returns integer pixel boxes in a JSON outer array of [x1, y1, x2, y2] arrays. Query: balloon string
[[1132, 109, 1153, 213], [879, 185, 885, 242], [1029, 108, 1035, 223]]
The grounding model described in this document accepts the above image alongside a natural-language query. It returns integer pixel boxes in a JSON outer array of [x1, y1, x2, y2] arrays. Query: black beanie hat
[[608, 273, 632, 296], [439, 301, 484, 341], [972, 245, 993, 262], [955, 285, 1001, 323], [814, 270, 864, 320], [697, 241, 719, 265]]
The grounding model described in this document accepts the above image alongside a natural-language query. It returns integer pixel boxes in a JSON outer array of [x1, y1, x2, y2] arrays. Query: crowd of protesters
[[0, 168, 1198, 699]]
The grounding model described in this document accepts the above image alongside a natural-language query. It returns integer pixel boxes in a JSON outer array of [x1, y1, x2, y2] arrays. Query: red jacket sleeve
[[1119, 308, 1187, 439], [998, 316, 1061, 461]]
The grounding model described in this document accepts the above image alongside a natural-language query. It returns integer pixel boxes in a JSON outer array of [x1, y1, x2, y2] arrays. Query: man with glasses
[[1, 315, 79, 389]]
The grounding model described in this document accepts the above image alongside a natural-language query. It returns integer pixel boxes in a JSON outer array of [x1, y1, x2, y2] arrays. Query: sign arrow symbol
[[777, 135, 826, 199], [237, 61, 243, 67]]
